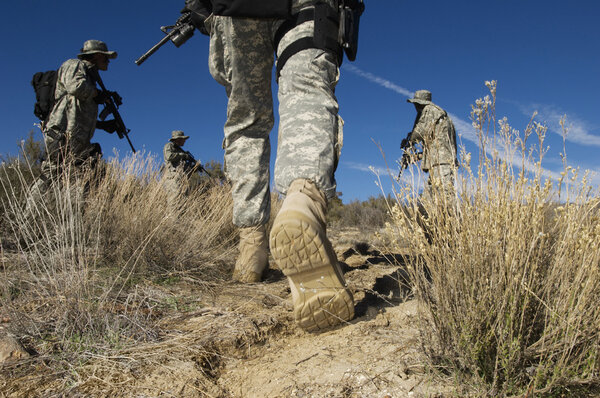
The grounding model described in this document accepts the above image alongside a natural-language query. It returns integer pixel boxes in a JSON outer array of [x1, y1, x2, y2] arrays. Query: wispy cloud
[[343, 64, 413, 97], [344, 64, 479, 145], [520, 104, 600, 147], [343, 161, 388, 176], [342, 161, 426, 190]]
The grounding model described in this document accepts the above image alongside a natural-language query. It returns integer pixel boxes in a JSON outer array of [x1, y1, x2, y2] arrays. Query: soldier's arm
[[61, 60, 97, 100], [410, 107, 434, 143], [164, 144, 190, 164]]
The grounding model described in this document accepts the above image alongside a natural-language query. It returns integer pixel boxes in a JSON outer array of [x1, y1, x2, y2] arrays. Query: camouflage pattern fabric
[[409, 103, 457, 172], [421, 164, 455, 203], [162, 141, 195, 195], [163, 141, 195, 171], [43, 59, 100, 174], [206, 0, 342, 227], [408, 103, 458, 199]]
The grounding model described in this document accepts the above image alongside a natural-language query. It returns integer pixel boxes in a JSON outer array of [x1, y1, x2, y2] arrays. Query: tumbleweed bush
[[386, 81, 599, 396]]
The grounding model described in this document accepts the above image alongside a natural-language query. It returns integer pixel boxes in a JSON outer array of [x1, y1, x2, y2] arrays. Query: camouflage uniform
[[42, 40, 117, 175], [163, 143, 195, 172], [162, 130, 196, 194], [43, 58, 100, 173], [206, 0, 342, 227], [407, 90, 457, 200]]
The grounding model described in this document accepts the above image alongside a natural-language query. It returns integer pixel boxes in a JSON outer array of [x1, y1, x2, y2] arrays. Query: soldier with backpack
[[39, 39, 120, 179]]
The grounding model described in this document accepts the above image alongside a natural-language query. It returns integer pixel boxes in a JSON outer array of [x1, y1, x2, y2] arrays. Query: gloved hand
[[182, 0, 211, 35], [400, 132, 412, 149], [94, 90, 112, 104], [96, 119, 117, 133]]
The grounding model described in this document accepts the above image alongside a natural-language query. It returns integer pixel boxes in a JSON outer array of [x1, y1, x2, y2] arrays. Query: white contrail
[[343, 64, 413, 97]]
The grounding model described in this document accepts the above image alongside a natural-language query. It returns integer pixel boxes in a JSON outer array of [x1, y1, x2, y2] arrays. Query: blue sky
[[1, 1, 599, 202]]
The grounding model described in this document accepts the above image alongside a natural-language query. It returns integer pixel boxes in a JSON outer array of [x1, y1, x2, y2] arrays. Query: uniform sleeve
[[60, 60, 97, 101], [164, 143, 191, 164], [409, 107, 434, 144]]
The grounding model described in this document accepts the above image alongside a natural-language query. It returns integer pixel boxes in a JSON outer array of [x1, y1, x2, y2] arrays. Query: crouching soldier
[[163, 130, 202, 195]]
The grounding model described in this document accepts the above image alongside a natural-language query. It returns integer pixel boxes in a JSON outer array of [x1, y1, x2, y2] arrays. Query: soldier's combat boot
[[233, 225, 268, 283], [270, 179, 354, 332]]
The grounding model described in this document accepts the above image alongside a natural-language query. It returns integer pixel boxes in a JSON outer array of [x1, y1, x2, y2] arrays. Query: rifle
[[92, 70, 136, 153], [398, 131, 422, 179], [182, 152, 208, 176], [135, 13, 195, 66]]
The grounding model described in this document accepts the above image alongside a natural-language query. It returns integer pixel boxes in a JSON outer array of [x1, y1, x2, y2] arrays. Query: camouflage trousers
[[422, 164, 456, 201], [207, 12, 342, 228], [415, 164, 458, 243], [41, 129, 102, 178], [162, 167, 191, 199]]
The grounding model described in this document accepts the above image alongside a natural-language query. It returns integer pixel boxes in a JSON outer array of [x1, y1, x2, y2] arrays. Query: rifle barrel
[[124, 130, 136, 153], [135, 31, 177, 66]]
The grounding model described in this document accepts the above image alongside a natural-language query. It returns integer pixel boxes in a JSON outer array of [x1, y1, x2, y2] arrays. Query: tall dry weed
[[0, 151, 236, 355], [386, 81, 600, 396]]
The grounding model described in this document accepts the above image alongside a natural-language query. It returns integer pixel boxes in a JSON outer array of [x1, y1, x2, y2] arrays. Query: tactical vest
[[192, 0, 363, 75], [211, 0, 291, 18]]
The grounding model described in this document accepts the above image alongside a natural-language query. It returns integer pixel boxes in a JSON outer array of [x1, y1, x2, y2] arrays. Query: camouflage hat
[[407, 90, 432, 105], [77, 40, 118, 59], [170, 130, 189, 141]]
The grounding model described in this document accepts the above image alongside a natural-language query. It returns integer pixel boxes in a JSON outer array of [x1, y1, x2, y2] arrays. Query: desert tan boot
[[232, 225, 268, 283], [269, 179, 354, 332]]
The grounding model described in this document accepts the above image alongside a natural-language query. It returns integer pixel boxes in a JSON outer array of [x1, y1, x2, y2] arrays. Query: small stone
[[0, 332, 29, 363]]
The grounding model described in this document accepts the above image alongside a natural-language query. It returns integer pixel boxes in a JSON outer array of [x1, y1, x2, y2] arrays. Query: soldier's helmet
[[78, 40, 118, 59], [407, 90, 432, 105], [170, 130, 190, 141]]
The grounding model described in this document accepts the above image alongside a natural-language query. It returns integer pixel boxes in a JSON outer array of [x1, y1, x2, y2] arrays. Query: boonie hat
[[407, 90, 432, 105], [170, 130, 189, 141], [77, 40, 118, 59]]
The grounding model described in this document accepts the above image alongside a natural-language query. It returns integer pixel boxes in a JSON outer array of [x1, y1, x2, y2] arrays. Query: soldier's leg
[[424, 164, 456, 205], [40, 131, 64, 181], [270, 15, 353, 331], [208, 16, 274, 282], [275, 47, 341, 198], [419, 164, 457, 242]]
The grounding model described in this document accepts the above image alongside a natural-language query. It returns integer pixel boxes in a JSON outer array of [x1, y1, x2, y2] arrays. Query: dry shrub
[[386, 81, 600, 396], [329, 195, 391, 229], [0, 151, 236, 358]]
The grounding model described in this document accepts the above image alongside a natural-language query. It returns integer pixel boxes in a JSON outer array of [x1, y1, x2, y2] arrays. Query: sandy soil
[[1, 228, 452, 397]]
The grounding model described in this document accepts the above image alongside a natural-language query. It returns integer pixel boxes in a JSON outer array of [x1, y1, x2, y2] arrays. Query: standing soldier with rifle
[[41, 40, 134, 184], [401, 90, 458, 202], [162, 130, 205, 195], [136, 0, 365, 332]]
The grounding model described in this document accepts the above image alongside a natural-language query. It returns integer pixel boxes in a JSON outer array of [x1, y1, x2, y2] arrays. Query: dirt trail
[[119, 229, 449, 398], [2, 229, 450, 397]]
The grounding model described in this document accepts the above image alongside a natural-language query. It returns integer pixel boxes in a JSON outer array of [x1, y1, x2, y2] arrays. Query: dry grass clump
[[0, 151, 236, 369], [386, 81, 600, 396]]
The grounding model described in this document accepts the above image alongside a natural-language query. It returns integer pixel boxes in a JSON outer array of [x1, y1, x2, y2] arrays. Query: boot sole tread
[[270, 211, 354, 331]]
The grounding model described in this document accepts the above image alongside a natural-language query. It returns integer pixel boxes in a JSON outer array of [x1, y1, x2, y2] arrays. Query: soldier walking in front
[[179, 0, 362, 331]]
